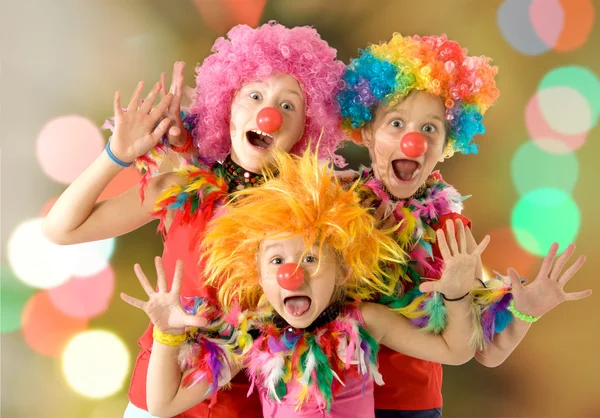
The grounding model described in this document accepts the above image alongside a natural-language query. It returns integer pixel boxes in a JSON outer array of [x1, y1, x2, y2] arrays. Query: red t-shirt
[[374, 212, 472, 411], [128, 211, 263, 418]]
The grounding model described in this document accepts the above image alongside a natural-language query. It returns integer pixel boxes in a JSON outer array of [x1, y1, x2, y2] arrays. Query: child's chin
[[282, 312, 315, 329]]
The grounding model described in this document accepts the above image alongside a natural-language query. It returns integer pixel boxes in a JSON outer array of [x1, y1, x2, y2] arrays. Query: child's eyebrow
[[427, 115, 445, 123], [263, 242, 285, 252], [383, 107, 406, 117]]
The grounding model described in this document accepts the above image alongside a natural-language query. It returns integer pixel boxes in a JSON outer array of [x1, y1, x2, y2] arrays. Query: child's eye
[[302, 255, 317, 263], [281, 102, 294, 111], [391, 119, 404, 128], [270, 256, 284, 265], [422, 123, 437, 133], [250, 92, 262, 100]]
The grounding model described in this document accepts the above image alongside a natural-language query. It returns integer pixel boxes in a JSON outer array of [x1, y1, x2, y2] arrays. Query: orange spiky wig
[[201, 150, 406, 310]]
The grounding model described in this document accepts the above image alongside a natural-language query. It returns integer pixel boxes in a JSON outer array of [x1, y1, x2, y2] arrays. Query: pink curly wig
[[189, 21, 347, 166]]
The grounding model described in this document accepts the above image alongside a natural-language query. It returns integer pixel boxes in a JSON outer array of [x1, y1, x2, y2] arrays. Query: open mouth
[[246, 129, 274, 149], [283, 295, 312, 317], [391, 159, 422, 182]]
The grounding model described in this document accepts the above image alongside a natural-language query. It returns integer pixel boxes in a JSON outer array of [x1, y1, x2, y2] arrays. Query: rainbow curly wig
[[337, 34, 499, 156], [201, 149, 406, 310], [189, 22, 347, 166]]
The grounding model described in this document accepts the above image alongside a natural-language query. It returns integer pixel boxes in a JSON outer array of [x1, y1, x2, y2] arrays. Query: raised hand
[[159, 62, 189, 147], [419, 219, 490, 298], [110, 82, 174, 163], [120, 257, 207, 334], [500, 243, 591, 318]]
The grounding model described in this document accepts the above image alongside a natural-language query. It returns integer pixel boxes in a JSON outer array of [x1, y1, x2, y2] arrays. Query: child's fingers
[[150, 93, 174, 124], [418, 281, 437, 293], [170, 62, 184, 113], [160, 72, 167, 99], [113, 91, 122, 117], [151, 118, 172, 142], [558, 255, 586, 286], [444, 220, 459, 256], [472, 235, 490, 257], [171, 260, 184, 295], [139, 82, 162, 114], [155, 256, 167, 293], [455, 219, 467, 253], [565, 289, 592, 301], [550, 244, 575, 281], [120, 292, 145, 309], [506, 268, 523, 295], [134, 264, 155, 296], [539, 242, 559, 279], [436, 229, 452, 261], [127, 81, 144, 112]]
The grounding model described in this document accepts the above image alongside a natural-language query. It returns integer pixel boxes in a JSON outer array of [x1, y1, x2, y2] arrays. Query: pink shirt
[[259, 375, 374, 418]]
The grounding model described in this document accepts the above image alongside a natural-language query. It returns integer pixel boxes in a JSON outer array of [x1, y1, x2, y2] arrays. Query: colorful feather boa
[[151, 158, 229, 235], [179, 300, 381, 414], [178, 297, 238, 406], [354, 168, 513, 347]]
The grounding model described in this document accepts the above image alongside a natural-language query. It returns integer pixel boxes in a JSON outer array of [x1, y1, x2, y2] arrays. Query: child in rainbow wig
[[121, 150, 491, 417], [43, 22, 347, 418], [336, 33, 591, 417]]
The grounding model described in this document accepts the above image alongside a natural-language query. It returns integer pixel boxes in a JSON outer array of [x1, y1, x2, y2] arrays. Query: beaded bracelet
[[105, 141, 132, 167], [153, 327, 186, 347], [507, 299, 540, 323]]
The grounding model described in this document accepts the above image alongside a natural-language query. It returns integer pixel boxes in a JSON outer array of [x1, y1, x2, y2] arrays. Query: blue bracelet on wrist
[[105, 141, 133, 167]]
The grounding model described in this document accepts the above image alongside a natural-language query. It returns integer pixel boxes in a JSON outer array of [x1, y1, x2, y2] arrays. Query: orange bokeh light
[[21, 292, 88, 357]]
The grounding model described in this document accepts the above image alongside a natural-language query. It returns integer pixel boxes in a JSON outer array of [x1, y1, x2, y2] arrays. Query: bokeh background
[[1, 0, 599, 417]]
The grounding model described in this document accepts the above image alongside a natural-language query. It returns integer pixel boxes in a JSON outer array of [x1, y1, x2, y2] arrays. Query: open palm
[[120, 257, 207, 335], [500, 243, 590, 318], [110, 81, 174, 163], [420, 219, 490, 299]]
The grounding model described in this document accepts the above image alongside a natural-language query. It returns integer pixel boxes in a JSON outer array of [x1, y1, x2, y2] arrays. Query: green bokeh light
[[511, 140, 579, 195], [539, 66, 600, 128], [511, 189, 580, 257], [1, 265, 36, 333]]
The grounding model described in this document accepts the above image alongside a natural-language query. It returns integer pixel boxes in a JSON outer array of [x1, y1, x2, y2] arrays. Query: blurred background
[[1, 0, 598, 417]]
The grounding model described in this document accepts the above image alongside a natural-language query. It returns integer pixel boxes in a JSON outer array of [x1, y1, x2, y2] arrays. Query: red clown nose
[[257, 107, 283, 133], [276, 263, 305, 290], [400, 132, 428, 158]]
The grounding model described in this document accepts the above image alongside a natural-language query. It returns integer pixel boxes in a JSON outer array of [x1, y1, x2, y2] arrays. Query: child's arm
[[363, 219, 490, 365], [121, 258, 239, 416], [475, 243, 589, 367], [42, 82, 179, 244], [146, 341, 241, 416]]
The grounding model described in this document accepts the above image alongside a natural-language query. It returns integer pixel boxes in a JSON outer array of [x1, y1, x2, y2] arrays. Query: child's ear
[[336, 265, 352, 285], [361, 126, 375, 148]]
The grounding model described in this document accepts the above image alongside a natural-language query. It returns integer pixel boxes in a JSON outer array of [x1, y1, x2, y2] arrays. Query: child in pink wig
[[43, 21, 346, 418]]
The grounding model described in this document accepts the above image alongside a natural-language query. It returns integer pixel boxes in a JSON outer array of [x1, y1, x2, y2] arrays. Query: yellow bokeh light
[[62, 330, 130, 399]]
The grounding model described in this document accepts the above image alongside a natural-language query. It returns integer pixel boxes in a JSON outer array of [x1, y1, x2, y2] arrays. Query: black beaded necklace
[[222, 156, 265, 194]]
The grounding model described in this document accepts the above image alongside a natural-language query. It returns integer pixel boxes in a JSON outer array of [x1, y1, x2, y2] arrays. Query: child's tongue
[[284, 296, 311, 317], [392, 159, 419, 181]]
